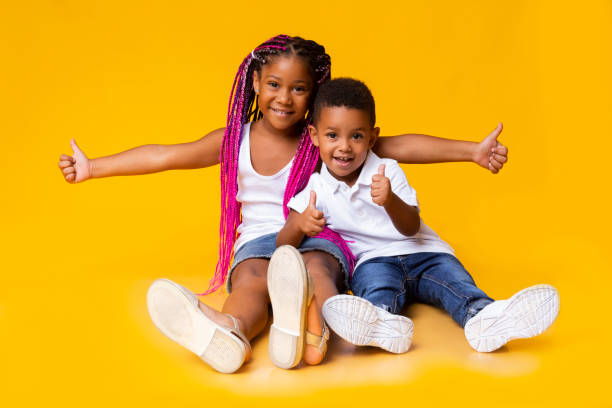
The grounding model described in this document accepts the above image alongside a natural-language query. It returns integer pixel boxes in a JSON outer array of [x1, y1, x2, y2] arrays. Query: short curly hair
[[312, 77, 376, 127]]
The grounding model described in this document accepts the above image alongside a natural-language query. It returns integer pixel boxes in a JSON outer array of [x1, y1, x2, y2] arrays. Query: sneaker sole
[[267, 246, 309, 369], [322, 295, 414, 354], [464, 284, 560, 352], [147, 279, 246, 373]]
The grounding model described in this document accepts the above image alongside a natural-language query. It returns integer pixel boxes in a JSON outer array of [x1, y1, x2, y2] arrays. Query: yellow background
[[2, 1, 611, 406]]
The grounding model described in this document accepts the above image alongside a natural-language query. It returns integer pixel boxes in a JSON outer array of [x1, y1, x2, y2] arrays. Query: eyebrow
[[324, 127, 366, 131], [264, 75, 309, 84]]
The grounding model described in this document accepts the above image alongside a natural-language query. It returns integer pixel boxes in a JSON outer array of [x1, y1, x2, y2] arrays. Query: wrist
[[382, 193, 394, 209], [88, 159, 96, 179], [468, 141, 481, 163]]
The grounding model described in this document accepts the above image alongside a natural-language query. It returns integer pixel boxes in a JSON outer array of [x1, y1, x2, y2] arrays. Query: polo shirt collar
[[320, 151, 379, 193]]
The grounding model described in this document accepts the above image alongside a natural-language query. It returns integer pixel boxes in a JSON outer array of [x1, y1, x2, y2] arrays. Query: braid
[[202, 35, 355, 294]]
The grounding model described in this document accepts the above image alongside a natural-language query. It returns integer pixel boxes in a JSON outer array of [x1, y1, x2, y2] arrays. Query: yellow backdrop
[[2, 0, 610, 406]]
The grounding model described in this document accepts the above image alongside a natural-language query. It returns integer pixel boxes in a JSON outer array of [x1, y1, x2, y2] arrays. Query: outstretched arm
[[372, 123, 508, 174], [58, 128, 225, 183]]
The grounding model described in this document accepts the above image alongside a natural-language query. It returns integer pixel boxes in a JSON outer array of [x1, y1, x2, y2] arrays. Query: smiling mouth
[[332, 156, 353, 167], [271, 108, 294, 116]]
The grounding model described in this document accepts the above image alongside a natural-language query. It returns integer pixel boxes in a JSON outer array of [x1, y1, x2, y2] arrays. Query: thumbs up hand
[[473, 122, 508, 174], [298, 191, 326, 236], [58, 139, 92, 183], [371, 164, 391, 207]]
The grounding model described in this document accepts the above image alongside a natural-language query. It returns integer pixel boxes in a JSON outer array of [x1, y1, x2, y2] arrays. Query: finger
[[307, 224, 325, 236], [489, 153, 507, 164], [492, 144, 508, 157], [488, 162, 499, 174], [308, 190, 317, 208], [70, 138, 83, 155], [58, 160, 73, 169], [59, 154, 75, 163], [65, 173, 76, 182], [312, 217, 326, 228], [378, 164, 385, 176], [312, 209, 324, 219], [488, 158, 503, 170], [371, 175, 382, 183], [62, 166, 76, 175], [484, 122, 503, 144], [492, 122, 503, 137]]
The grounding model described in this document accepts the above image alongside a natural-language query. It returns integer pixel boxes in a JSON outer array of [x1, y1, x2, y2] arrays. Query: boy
[[277, 78, 559, 353]]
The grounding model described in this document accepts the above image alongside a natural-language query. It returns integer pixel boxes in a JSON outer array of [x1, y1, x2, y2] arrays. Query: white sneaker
[[147, 279, 251, 373], [464, 284, 560, 352], [322, 294, 414, 354]]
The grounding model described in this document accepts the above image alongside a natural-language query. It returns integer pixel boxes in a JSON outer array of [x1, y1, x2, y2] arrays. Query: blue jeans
[[350, 253, 494, 327]]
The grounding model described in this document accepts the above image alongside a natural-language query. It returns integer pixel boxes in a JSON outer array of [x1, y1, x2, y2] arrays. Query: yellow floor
[[2, 1, 612, 406], [0, 251, 609, 407]]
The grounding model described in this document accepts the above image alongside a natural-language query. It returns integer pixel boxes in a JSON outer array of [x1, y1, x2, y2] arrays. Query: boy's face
[[309, 106, 379, 186]]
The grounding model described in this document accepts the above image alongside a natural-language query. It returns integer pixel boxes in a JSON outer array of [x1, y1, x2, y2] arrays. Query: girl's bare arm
[[58, 128, 225, 183], [373, 123, 508, 174]]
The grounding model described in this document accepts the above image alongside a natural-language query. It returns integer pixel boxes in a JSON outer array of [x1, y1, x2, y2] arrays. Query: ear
[[308, 125, 320, 147], [252, 70, 260, 94], [369, 127, 380, 149]]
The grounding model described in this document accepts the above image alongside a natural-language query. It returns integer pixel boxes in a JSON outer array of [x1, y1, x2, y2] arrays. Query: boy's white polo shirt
[[288, 151, 454, 268]]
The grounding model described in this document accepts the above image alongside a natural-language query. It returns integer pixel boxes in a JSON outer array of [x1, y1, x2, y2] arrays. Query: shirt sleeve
[[385, 160, 419, 209], [288, 174, 320, 214]]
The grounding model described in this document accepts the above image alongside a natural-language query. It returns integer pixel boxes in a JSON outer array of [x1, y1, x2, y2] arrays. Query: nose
[[276, 87, 292, 105], [338, 138, 351, 152]]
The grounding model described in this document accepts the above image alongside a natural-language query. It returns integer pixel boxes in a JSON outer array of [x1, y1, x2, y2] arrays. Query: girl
[[58, 35, 508, 373]]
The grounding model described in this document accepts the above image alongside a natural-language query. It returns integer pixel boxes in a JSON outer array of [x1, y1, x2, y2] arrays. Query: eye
[[267, 81, 279, 88], [326, 132, 337, 139], [294, 86, 307, 93], [352, 133, 364, 140]]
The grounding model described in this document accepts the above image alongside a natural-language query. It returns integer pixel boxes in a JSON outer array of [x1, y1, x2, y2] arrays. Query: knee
[[304, 255, 340, 283], [230, 263, 267, 291], [302, 252, 345, 289]]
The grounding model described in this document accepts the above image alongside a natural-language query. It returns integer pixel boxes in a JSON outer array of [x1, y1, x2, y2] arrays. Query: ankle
[[306, 299, 323, 335]]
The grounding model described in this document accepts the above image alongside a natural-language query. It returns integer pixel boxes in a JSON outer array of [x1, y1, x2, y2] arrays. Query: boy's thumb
[[378, 164, 386, 176], [308, 190, 317, 208]]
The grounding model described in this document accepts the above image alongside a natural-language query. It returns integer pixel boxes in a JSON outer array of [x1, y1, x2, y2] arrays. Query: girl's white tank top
[[234, 122, 293, 252]]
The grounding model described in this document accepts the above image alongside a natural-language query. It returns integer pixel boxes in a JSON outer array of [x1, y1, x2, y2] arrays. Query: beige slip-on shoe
[[267, 245, 313, 369], [147, 278, 251, 373]]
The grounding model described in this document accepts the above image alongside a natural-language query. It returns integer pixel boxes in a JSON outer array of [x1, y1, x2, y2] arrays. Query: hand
[[371, 164, 391, 206], [473, 123, 508, 174], [58, 139, 91, 183], [298, 191, 326, 237]]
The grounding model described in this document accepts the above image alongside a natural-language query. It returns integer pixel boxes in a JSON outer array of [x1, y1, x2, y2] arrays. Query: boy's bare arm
[[58, 128, 225, 183], [276, 211, 307, 248], [382, 193, 420, 236], [373, 123, 507, 174], [371, 164, 420, 236], [276, 192, 326, 248]]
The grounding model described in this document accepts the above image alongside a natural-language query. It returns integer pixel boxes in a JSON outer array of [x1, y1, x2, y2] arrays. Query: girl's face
[[253, 55, 314, 132]]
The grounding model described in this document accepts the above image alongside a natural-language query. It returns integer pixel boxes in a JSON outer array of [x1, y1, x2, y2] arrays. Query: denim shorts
[[226, 232, 350, 293]]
